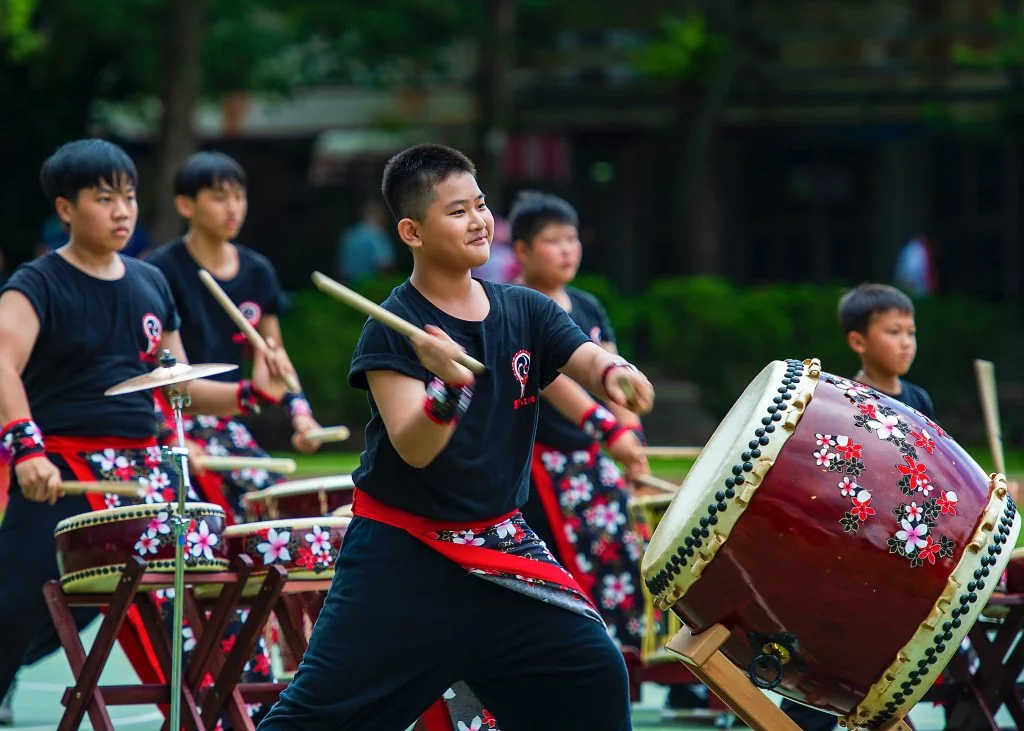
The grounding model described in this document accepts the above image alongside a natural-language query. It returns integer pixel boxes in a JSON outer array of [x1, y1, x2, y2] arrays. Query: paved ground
[[3, 624, 995, 730]]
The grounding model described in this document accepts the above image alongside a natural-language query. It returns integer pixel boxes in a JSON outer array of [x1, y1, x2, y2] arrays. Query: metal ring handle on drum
[[748, 653, 785, 690]]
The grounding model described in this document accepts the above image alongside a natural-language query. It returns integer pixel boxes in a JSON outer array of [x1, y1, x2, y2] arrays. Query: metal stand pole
[[166, 383, 192, 731]]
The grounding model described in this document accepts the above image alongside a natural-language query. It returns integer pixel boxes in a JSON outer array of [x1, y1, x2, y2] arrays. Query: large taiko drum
[[243, 475, 354, 521], [55, 502, 230, 593], [641, 358, 1021, 729]]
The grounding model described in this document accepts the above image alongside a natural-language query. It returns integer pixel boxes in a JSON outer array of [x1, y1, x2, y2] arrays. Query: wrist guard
[[1, 419, 45, 465], [423, 377, 473, 425]]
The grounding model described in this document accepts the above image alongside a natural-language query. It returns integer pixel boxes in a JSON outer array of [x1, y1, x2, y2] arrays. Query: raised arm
[[0, 291, 61, 503], [558, 340, 654, 415], [365, 325, 475, 469]]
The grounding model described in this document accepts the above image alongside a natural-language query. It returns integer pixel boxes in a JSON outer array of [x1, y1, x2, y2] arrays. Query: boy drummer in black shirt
[[258, 144, 654, 730]]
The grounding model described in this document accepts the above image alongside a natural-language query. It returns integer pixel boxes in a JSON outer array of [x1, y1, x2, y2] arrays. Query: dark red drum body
[[642, 359, 1020, 729], [243, 475, 354, 521], [54, 502, 230, 593]]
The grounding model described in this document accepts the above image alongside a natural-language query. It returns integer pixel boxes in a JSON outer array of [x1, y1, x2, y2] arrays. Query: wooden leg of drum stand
[[665, 625, 913, 731]]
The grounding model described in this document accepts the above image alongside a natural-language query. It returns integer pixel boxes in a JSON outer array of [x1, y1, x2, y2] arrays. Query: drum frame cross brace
[[665, 624, 913, 731]]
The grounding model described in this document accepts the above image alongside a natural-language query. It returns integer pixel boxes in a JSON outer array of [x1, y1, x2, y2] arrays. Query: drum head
[[642, 360, 811, 585], [55, 501, 226, 534]]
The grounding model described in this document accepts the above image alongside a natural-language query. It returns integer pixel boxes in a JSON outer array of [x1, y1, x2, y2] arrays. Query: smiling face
[[56, 174, 138, 254], [397, 172, 494, 271]]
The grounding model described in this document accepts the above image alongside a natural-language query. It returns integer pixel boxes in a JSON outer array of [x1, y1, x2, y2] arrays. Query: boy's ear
[[512, 238, 530, 263], [174, 195, 195, 220], [396, 218, 422, 250], [847, 330, 868, 355], [54, 197, 74, 226]]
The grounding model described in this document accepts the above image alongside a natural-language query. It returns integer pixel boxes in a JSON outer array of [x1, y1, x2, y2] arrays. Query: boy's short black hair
[[838, 283, 915, 334], [381, 144, 476, 222], [174, 151, 247, 198], [508, 190, 579, 244], [40, 139, 138, 203]]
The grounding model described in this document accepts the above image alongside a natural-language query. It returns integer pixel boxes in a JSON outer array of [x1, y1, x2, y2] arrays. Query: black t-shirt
[[2, 253, 180, 439], [348, 279, 591, 521], [534, 286, 617, 452], [146, 239, 286, 381], [891, 379, 937, 421]]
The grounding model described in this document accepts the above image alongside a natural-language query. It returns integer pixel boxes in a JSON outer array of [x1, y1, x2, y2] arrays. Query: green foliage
[[630, 13, 728, 84], [0, 0, 41, 59]]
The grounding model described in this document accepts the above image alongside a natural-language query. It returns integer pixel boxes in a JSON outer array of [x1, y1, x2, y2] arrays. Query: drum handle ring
[[748, 645, 787, 690]]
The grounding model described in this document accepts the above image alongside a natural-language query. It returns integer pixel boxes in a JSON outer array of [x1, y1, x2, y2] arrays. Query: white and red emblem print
[[232, 301, 263, 344], [589, 326, 602, 343], [140, 313, 163, 363], [511, 349, 535, 409]]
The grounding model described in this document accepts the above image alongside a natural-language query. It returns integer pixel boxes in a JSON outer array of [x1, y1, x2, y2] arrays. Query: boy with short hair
[[781, 282, 935, 730], [0, 139, 290, 721], [147, 151, 322, 518], [257, 144, 654, 730]]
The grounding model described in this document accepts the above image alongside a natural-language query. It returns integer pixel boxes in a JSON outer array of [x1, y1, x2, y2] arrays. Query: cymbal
[[105, 362, 238, 396]]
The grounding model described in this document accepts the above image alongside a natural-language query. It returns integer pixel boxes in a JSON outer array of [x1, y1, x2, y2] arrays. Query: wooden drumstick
[[302, 425, 351, 443], [198, 269, 302, 392], [643, 446, 702, 460], [195, 455, 297, 474], [311, 272, 487, 375], [633, 474, 680, 493], [975, 359, 1007, 476], [61, 481, 144, 497]]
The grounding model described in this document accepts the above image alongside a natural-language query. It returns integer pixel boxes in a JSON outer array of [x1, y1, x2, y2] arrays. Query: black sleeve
[[257, 256, 287, 316], [2, 263, 49, 330], [151, 268, 182, 332], [531, 291, 591, 390], [593, 297, 617, 345], [348, 316, 429, 390]]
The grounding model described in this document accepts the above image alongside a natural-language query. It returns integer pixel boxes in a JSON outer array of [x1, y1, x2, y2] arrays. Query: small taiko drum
[[641, 358, 1021, 729], [55, 502, 230, 593], [243, 475, 354, 521], [217, 516, 350, 596]]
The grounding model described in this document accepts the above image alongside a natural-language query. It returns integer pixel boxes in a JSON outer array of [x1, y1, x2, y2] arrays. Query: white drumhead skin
[[55, 501, 225, 534], [641, 360, 820, 608], [223, 516, 351, 536]]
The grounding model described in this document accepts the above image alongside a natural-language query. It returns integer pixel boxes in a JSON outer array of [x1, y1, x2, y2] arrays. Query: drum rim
[[641, 358, 820, 606], [54, 502, 226, 536], [847, 483, 1021, 728], [59, 557, 232, 592], [243, 475, 354, 502], [223, 516, 351, 535]]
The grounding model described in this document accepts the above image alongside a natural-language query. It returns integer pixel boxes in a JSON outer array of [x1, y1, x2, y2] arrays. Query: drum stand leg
[[665, 624, 913, 731]]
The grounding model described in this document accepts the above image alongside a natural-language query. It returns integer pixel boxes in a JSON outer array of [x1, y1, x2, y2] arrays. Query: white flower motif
[[146, 512, 171, 538], [456, 718, 482, 731], [257, 528, 292, 564], [585, 501, 626, 534], [443, 687, 457, 700], [815, 434, 836, 448], [135, 533, 160, 555], [601, 572, 635, 609], [814, 448, 835, 467], [576, 553, 593, 574], [494, 519, 518, 540], [304, 525, 332, 555], [904, 502, 923, 522], [867, 414, 904, 441], [571, 450, 591, 464], [838, 477, 859, 497], [187, 520, 219, 561], [540, 450, 567, 474], [452, 530, 485, 546], [104, 494, 121, 509], [895, 519, 929, 554]]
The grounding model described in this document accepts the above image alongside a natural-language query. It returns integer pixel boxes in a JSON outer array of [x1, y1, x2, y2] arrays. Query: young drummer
[[0, 139, 289, 717], [781, 283, 936, 730], [147, 151, 322, 519], [257, 144, 654, 730]]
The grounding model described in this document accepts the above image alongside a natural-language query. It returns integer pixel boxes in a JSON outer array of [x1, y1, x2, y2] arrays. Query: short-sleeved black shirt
[[147, 239, 286, 380], [534, 286, 617, 452], [2, 253, 180, 439], [348, 279, 590, 521], [891, 379, 936, 421]]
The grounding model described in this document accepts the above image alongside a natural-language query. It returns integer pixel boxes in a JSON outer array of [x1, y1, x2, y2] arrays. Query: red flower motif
[[835, 436, 862, 461], [482, 710, 498, 728], [937, 491, 958, 516], [918, 537, 941, 565], [850, 493, 876, 521], [911, 430, 936, 455], [296, 546, 316, 570], [253, 653, 271, 675], [897, 455, 929, 490], [220, 635, 236, 654], [858, 403, 879, 418], [925, 419, 946, 438]]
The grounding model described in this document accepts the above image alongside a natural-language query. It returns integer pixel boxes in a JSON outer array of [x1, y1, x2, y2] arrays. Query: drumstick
[[302, 425, 351, 443], [642, 446, 702, 460], [311, 272, 487, 375], [198, 269, 302, 393], [61, 481, 144, 497], [633, 474, 680, 493], [195, 455, 297, 474], [975, 359, 1007, 476]]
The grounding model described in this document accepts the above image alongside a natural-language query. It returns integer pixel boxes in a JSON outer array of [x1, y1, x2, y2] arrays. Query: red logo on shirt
[[140, 313, 163, 363], [589, 326, 602, 343], [512, 349, 535, 409], [231, 301, 263, 344]]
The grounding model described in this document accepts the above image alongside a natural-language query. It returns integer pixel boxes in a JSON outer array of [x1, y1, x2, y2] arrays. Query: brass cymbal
[[104, 362, 238, 396]]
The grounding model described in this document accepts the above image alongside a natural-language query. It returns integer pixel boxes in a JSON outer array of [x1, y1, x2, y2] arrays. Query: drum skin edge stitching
[[843, 476, 1022, 730], [647, 358, 822, 611]]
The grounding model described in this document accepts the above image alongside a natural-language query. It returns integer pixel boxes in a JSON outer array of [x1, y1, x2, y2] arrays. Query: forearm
[[389, 408, 460, 469], [540, 375, 599, 424], [372, 373, 471, 469], [560, 342, 628, 401], [181, 380, 246, 417], [0, 360, 33, 426]]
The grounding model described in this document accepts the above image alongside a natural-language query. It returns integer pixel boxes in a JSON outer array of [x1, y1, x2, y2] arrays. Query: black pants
[[257, 517, 632, 731], [780, 699, 838, 730], [0, 486, 99, 698]]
